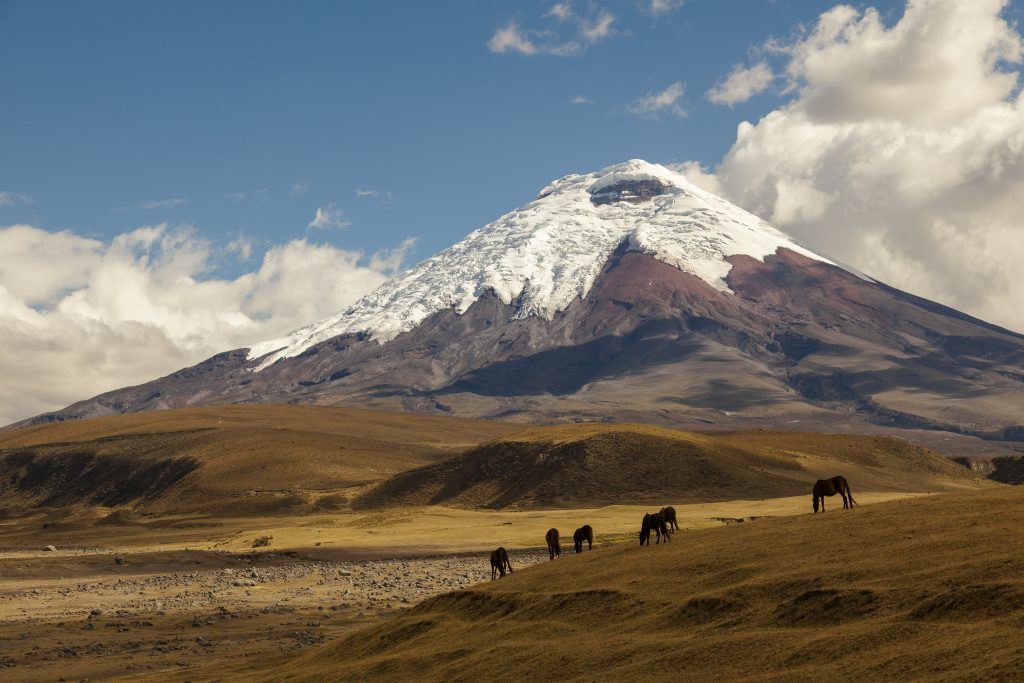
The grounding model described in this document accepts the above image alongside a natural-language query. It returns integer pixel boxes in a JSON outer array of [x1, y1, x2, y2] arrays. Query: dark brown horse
[[545, 528, 561, 560], [639, 513, 670, 546], [812, 476, 857, 513], [490, 547, 513, 579], [573, 525, 593, 553], [659, 506, 678, 532]]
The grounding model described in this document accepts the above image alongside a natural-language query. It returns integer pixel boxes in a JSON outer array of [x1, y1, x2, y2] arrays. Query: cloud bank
[[0, 224, 411, 424], [699, 0, 1024, 335]]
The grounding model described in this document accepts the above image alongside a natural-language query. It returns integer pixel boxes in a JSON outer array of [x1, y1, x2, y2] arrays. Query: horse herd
[[489, 476, 857, 580]]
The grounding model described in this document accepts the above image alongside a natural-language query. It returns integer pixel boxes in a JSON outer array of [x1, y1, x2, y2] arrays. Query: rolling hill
[[355, 423, 988, 510], [0, 405, 519, 516]]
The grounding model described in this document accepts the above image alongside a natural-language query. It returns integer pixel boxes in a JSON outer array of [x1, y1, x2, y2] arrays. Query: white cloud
[[696, 0, 1024, 334], [488, 21, 539, 55], [290, 180, 310, 196], [627, 81, 686, 117], [225, 192, 247, 202], [707, 62, 774, 105], [580, 10, 614, 43], [545, 2, 573, 22], [0, 223, 411, 425], [355, 188, 392, 201], [140, 198, 186, 210], [648, 0, 683, 16], [488, 6, 615, 57], [0, 192, 32, 207], [226, 233, 254, 260], [307, 204, 349, 231], [571, 95, 595, 105]]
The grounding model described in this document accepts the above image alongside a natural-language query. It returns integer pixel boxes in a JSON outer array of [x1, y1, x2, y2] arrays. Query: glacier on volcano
[[247, 159, 834, 370]]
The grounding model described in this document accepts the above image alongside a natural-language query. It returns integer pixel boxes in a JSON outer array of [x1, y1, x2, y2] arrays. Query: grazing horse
[[659, 506, 679, 532], [639, 513, 670, 546], [573, 525, 593, 553], [812, 476, 857, 513], [490, 547, 513, 580], [545, 528, 561, 560]]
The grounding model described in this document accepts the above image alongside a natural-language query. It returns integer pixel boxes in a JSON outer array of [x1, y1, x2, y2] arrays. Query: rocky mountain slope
[[17, 161, 1024, 443]]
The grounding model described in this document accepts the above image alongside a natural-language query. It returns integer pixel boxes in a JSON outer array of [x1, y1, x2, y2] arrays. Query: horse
[[490, 547, 513, 579], [812, 476, 857, 513], [639, 513, 670, 546], [545, 528, 561, 560], [659, 506, 679, 532], [573, 525, 593, 553]]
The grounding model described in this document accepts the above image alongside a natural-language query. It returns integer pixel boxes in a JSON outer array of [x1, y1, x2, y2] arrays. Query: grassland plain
[[0, 406, 1004, 680]]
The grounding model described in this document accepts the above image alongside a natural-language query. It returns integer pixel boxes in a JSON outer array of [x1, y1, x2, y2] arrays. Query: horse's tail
[[845, 479, 857, 507]]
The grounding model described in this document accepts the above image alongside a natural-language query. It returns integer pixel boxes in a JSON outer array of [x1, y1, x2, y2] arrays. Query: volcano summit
[[23, 161, 1024, 444]]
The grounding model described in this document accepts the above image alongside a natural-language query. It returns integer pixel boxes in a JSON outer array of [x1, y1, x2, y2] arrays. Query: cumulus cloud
[[307, 204, 349, 230], [698, 0, 1024, 333], [0, 192, 32, 207], [707, 62, 774, 105], [0, 223, 411, 425], [628, 81, 686, 117], [488, 6, 615, 56]]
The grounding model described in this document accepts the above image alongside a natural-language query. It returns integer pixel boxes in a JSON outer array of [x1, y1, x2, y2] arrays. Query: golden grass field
[[267, 487, 1024, 682], [0, 405, 1010, 681]]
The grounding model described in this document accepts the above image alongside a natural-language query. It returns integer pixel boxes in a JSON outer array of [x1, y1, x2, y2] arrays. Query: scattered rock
[[44, 545, 57, 552], [252, 537, 272, 548]]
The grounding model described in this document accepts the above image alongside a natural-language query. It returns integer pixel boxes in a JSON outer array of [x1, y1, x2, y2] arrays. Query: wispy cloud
[[307, 204, 349, 231], [580, 10, 614, 43], [226, 233, 254, 260], [488, 5, 616, 57], [139, 198, 186, 210], [290, 180, 310, 196], [355, 188, 393, 202], [571, 95, 595, 105], [627, 81, 687, 117], [225, 192, 248, 202], [545, 2, 573, 22], [0, 192, 32, 207], [647, 0, 684, 17], [707, 62, 774, 105]]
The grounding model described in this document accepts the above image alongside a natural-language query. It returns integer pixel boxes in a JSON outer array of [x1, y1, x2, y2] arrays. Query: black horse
[[490, 547, 513, 579], [812, 476, 857, 513], [545, 528, 561, 560], [659, 506, 679, 532], [573, 525, 593, 553], [639, 513, 670, 546]]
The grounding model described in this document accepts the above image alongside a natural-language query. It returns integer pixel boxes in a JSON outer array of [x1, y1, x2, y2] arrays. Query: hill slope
[[356, 424, 988, 510], [0, 405, 519, 515], [266, 487, 1024, 682]]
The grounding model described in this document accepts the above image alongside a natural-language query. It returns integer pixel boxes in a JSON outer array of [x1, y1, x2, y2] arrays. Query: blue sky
[[0, 0, 917, 268]]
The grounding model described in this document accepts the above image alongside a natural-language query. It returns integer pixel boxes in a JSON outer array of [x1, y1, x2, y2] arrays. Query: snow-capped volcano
[[23, 159, 1024, 449], [248, 160, 833, 369]]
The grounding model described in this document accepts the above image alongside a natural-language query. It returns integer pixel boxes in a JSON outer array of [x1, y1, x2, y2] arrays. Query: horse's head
[[638, 530, 646, 546], [812, 496, 820, 513]]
